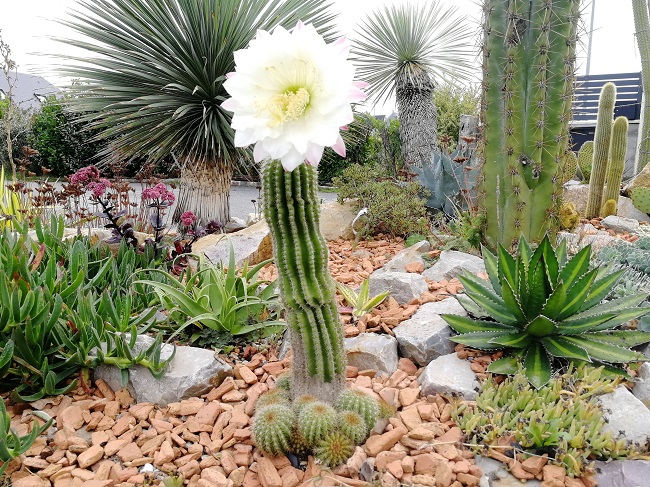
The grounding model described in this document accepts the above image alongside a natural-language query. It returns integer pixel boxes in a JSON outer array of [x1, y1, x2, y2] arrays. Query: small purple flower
[[180, 211, 197, 227]]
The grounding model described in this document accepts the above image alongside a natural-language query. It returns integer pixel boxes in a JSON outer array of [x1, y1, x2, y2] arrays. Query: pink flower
[[70, 165, 101, 185], [180, 211, 197, 227], [143, 183, 175, 204], [142, 187, 161, 200], [87, 178, 111, 198]]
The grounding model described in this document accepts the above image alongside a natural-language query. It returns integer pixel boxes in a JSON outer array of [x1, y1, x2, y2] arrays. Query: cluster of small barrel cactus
[[252, 374, 388, 467]]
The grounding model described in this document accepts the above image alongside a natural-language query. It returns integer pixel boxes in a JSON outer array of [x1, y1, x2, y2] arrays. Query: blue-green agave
[[441, 236, 650, 388]]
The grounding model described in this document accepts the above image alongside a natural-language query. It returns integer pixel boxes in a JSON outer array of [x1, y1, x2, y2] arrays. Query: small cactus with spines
[[274, 373, 292, 393], [378, 398, 396, 420], [298, 401, 337, 446], [560, 151, 578, 184], [559, 202, 580, 230], [577, 141, 594, 181], [337, 410, 368, 444], [336, 390, 380, 434], [293, 394, 318, 413], [255, 388, 291, 411], [314, 432, 355, 468], [252, 404, 294, 456], [601, 199, 618, 219], [631, 187, 650, 214], [601, 116, 628, 216]]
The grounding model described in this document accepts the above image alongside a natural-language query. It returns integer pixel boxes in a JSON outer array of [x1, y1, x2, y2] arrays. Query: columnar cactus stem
[[632, 0, 650, 174], [577, 141, 594, 181], [262, 159, 346, 402], [601, 116, 629, 216], [585, 82, 616, 218], [481, 0, 580, 248]]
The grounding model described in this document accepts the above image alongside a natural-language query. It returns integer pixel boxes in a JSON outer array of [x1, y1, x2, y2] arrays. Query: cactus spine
[[601, 116, 628, 215], [633, 0, 650, 173], [262, 159, 346, 401], [577, 141, 594, 181], [480, 0, 580, 248], [585, 83, 616, 218], [560, 151, 578, 184]]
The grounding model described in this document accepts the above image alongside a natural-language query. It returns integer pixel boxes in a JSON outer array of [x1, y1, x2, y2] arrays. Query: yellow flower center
[[267, 87, 310, 127]]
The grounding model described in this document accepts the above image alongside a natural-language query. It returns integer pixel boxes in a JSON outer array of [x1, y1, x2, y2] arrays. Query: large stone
[[381, 241, 431, 273], [419, 353, 481, 400], [344, 333, 398, 375], [598, 386, 650, 445], [393, 297, 465, 366], [224, 217, 246, 233], [422, 250, 485, 282], [563, 184, 650, 222], [593, 460, 650, 487], [319, 201, 357, 240], [94, 342, 232, 406], [191, 219, 272, 267], [368, 271, 428, 305], [557, 232, 619, 252], [601, 215, 640, 234], [633, 362, 650, 408]]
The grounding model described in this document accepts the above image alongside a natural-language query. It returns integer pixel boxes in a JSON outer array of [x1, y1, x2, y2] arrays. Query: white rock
[[601, 215, 640, 234], [422, 250, 485, 282], [381, 241, 430, 273], [344, 333, 398, 375], [593, 460, 650, 487], [598, 386, 650, 445], [319, 201, 357, 241], [420, 353, 481, 400], [393, 297, 466, 366], [368, 271, 428, 305], [633, 362, 650, 408], [224, 217, 247, 233], [191, 219, 272, 267], [557, 232, 620, 252]]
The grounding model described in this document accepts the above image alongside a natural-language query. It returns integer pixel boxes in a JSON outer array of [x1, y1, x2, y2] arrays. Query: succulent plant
[[600, 116, 628, 216], [255, 388, 291, 411], [631, 187, 650, 214], [577, 141, 594, 181], [559, 202, 580, 231], [442, 235, 650, 388], [274, 373, 292, 393], [480, 0, 580, 247], [336, 278, 389, 317], [293, 394, 318, 413], [252, 404, 294, 456], [298, 401, 337, 446], [337, 410, 368, 444], [314, 431, 356, 468], [600, 199, 618, 218], [336, 389, 380, 434], [452, 364, 632, 477], [560, 151, 578, 185]]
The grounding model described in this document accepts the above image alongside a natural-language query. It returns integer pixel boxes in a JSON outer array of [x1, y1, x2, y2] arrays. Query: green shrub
[[453, 365, 631, 477], [333, 163, 429, 238], [442, 236, 650, 389]]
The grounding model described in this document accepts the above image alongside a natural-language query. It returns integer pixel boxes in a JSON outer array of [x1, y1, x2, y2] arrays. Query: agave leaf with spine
[[441, 236, 650, 388]]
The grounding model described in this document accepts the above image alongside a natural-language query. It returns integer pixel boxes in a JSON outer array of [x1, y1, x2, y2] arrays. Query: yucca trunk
[[397, 70, 438, 168], [174, 159, 232, 225], [262, 160, 346, 402], [480, 0, 580, 249]]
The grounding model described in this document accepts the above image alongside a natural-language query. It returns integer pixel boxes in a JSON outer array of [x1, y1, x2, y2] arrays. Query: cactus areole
[[480, 0, 580, 248]]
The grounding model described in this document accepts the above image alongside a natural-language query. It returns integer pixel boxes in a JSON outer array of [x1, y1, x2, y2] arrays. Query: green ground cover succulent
[[453, 365, 632, 477], [442, 236, 650, 388]]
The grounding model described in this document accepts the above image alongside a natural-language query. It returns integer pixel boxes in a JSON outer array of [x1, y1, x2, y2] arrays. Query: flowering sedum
[[222, 21, 367, 171]]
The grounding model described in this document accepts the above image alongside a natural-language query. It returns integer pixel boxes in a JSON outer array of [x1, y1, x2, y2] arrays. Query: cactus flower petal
[[222, 22, 366, 171]]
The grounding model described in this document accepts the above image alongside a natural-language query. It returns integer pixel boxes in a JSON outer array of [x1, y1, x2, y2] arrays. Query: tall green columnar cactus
[[585, 82, 616, 218], [577, 141, 594, 181], [481, 0, 580, 248], [633, 0, 650, 174], [601, 116, 629, 216], [262, 159, 346, 401]]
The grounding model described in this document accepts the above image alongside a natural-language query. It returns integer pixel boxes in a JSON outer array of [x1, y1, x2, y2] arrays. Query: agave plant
[[336, 279, 389, 318], [441, 236, 650, 388]]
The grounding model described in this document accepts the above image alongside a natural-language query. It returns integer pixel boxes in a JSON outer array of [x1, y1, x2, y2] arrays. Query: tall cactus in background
[[585, 83, 617, 218], [601, 116, 629, 216], [632, 0, 650, 174], [480, 0, 580, 248], [577, 141, 594, 181], [262, 160, 346, 399]]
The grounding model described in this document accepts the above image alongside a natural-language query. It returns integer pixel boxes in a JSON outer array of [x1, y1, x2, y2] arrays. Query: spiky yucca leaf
[[442, 236, 650, 388]]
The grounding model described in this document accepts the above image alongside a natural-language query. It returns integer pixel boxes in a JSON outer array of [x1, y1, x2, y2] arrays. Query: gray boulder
[[381, 241, 430, 273], [319, 201, 357, 240], [191, 219, 272, 267], [601, 215, 640, 234], [393, 297, 466, 366], [593, 460, 650, 487], [368, 271, 428, 305], [422, 250, 485, 282], [598, 386, 650, 445], [633, 362, 650, 408], [557, 232, 619, 252], [420, 353, 481, 400], [224, 217, 247, 233], [563, 184, 650, 222], [344, 333, 398, 375], [94, 337, 233, 405]]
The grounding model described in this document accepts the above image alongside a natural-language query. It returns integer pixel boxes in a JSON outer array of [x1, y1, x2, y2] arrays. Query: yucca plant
[[336, 279, 389, 317], [55, 0, 338, 225], [351, 0, 474, 168], [441, 236, 650, 388]]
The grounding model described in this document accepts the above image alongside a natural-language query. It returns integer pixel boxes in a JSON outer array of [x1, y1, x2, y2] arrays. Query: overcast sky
[[0, 0, 643, 112]]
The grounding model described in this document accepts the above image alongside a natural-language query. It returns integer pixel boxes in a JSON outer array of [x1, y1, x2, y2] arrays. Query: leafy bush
[[137, 247, 283, 347], [333, 163, 429, 238], [453, 365, 631, 477], [0, 99, 33, 169], [442, 236, 650, 388], [432, 81, 480, 152]]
